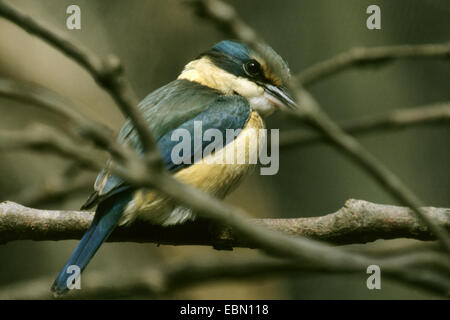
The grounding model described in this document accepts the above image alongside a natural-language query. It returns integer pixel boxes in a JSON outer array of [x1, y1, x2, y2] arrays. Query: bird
[[51, 40, 295, 295]]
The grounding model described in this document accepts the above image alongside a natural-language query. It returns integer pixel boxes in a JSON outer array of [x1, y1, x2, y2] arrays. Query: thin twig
[[186, 0, 265, 47], [0, 125, 106, 171], [297, 42, 450, 86], [0, 77, 128, 162], [279, 102, 450, 148], [15, 174, 92, 208]]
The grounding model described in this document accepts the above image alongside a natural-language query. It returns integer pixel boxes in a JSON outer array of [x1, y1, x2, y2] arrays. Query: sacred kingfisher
[[51, 40, 295, 295]]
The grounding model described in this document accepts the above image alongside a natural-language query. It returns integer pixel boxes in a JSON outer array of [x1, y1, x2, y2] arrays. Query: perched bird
[[51, 40, 295, 295]]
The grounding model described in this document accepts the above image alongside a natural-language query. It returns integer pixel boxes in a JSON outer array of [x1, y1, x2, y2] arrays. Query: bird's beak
[[263, 84, 297, 110]]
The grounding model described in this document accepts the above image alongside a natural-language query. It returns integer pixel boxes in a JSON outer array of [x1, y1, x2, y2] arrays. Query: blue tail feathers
[[51, 190, 133, 296]]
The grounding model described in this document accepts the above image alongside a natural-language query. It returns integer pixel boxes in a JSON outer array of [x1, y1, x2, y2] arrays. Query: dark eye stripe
[[204, 50, 277, 86]]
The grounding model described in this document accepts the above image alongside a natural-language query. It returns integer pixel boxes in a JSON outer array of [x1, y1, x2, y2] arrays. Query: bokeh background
[[0, 0, 449, 299]]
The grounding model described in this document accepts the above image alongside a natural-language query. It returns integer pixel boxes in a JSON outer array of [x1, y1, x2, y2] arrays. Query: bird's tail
[[51, 190, 132, 296]]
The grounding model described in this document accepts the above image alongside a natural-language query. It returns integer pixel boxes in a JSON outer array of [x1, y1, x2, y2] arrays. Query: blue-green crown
[[205, 40, 290, 85]]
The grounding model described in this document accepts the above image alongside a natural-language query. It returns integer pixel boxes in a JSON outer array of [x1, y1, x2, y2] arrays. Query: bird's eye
[[243, 60, 262, 77]]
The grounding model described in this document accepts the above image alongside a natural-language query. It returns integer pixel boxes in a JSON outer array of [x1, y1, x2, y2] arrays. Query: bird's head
[[178, 40, 296, 116]]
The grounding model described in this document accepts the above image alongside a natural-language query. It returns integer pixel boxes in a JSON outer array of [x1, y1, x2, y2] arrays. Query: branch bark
[[1, 199, 448, 246], [296, 42, 450, 86]]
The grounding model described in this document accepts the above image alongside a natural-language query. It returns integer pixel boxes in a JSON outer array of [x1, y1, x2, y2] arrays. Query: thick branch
[[297, 42, 450, 86], [1, 199, 448, 246]]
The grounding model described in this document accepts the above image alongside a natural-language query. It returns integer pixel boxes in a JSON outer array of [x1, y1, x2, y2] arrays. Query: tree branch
[[0, 124, 106, 171], [296, 42, 450, 86], [1, 199, 448, 246], [279, 102, 450, 148], [0, 76, 132, 162]]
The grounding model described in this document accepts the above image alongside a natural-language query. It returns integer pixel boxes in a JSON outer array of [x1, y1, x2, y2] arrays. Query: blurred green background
[[0, 0, 449, 299]]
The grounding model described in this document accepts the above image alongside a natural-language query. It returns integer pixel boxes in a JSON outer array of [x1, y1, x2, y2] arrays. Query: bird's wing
[[81, 80, 251, 209]]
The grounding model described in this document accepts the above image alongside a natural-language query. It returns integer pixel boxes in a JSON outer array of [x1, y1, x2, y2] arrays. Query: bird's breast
[[174, 110, 265, 197], [122, 110, 265, 226]]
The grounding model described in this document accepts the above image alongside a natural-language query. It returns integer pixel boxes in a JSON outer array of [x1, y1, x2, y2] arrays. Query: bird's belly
[[121, 111, 265, 226]]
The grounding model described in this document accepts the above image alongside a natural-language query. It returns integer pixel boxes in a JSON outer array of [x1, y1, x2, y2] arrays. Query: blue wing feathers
[[119, 79, 223, 152], [157, 95, 250, 172], [93, 80, 250, 195]]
